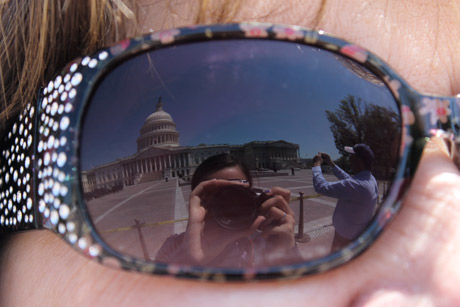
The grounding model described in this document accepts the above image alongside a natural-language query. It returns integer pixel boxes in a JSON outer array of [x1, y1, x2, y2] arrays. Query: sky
[[80, 40, 399, 170]]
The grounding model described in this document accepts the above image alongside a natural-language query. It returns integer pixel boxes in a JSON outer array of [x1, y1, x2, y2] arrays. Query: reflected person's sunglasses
[[1, 23, 459, 281]]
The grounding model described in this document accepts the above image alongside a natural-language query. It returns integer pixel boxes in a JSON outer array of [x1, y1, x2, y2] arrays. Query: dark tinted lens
[[80, 40, 401, 268]]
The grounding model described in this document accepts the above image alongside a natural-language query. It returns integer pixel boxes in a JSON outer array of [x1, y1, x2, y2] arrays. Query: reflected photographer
[[156, 154, 300, 267], [312, 144, 379, 251]]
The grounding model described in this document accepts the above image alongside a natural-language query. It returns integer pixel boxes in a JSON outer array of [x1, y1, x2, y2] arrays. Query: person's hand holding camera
[[313, 153, 324, 167], [256, 187, 296, 254], [320, 152, 335, 167], [174, 179, 265, 265], [313, 152, 335, 167]]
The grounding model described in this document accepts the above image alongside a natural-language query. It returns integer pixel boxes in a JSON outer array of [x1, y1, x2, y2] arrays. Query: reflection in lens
[[207, 185, 260, 230], [80, 40, 401, 269]]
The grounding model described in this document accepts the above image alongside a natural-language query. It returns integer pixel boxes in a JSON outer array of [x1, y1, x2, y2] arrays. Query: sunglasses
[[1, 23, 459, 281]]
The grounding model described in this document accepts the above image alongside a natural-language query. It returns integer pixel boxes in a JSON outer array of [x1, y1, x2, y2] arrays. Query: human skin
[[1, 0, 460, 306]]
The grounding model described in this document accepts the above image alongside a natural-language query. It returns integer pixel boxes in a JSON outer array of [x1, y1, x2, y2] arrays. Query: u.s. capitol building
[[81, 98, 300, 195]]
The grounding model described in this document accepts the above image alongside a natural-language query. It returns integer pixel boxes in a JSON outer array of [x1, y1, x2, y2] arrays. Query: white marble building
[[81, 98, 300, 195]]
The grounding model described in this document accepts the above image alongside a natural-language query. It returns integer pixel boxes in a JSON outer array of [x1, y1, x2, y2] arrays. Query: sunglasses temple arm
[[0, 101, 40, 234]]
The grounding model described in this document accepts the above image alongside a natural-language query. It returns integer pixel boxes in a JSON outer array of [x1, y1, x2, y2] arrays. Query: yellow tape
[[101, 217, 189, 234], [100, 195, 323, 233]]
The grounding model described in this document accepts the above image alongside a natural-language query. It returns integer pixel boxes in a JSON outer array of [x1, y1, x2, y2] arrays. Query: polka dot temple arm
[[0, 43, 108, 237], [0, 104, 38, 233]]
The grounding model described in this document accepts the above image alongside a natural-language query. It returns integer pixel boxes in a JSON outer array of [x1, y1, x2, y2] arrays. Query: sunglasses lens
[[80, 40, 401, 269]]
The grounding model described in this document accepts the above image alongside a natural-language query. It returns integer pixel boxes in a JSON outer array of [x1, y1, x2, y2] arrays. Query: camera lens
[[208, 185, 258, 230]]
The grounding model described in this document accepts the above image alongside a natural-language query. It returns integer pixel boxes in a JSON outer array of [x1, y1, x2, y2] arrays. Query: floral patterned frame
[[0, 23, 459, 281]]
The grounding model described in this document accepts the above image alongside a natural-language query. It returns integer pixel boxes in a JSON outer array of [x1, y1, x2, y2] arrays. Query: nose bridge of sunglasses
[[454, 96, 460, 135], [412, 94, 460, 169], [413, 94, 460, 136]]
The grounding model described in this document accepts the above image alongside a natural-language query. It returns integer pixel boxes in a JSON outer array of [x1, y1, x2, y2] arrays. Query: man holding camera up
[[312, 144, 379, 251]]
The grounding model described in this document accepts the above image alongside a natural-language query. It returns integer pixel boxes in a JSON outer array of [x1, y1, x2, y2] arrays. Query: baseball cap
[[344, 144, 375, 167]]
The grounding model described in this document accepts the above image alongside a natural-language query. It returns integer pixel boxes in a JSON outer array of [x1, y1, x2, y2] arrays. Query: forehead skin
[[1, 0, 460, 306], [139, 0, 460, 96]]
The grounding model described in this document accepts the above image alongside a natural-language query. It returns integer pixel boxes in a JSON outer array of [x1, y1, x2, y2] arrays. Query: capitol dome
[[137, 97, 179, 152]]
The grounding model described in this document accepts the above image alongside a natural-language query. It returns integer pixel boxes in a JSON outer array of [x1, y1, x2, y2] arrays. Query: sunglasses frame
[[1, 22, 459, 281]]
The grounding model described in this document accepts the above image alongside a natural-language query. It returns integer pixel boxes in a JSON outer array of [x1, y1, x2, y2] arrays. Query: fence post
[[134, 218, 151, 261], [295, 192, 310, 243]]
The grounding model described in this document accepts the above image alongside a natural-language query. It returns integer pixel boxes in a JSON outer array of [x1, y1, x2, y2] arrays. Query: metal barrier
[[134, 218, 151, 261], [295, 192, 311, 243]]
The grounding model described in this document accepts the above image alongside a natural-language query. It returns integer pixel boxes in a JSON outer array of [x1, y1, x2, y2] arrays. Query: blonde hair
[[0, 0, 135, 125], [197, 0, 242, 24], [0, 0, 248, 125]]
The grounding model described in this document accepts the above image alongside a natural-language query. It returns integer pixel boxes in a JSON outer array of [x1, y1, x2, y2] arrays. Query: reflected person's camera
[[205, 185, 272, 230]]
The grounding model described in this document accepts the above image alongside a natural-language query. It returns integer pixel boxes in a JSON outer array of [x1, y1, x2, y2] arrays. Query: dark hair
[[191, 154, 252, 190]]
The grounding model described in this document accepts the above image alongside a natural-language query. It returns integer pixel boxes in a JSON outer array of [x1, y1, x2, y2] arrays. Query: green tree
[[325, 95, 400, 183]]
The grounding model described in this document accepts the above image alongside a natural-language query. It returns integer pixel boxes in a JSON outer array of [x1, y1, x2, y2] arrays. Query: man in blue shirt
[[312, 144, 379, 251]]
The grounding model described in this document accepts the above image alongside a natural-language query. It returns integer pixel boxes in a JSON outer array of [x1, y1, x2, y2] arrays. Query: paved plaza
[[87, 169, 384, 262]]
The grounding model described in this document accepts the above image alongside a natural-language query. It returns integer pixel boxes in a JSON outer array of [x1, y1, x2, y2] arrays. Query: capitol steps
[[137, 171, 164, 184]]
